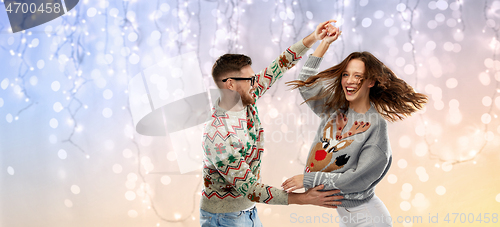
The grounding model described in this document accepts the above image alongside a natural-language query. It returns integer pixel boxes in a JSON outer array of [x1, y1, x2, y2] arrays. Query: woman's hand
[[304, 19, 338, 47], [313, 19, 337, 41], [323, 23, 341, 44], [282, 174, 304, 192], [311, 22, 341, 57]]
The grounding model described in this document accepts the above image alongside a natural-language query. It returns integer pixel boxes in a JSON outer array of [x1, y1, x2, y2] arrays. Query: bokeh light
[[1, 0, 499, 226]]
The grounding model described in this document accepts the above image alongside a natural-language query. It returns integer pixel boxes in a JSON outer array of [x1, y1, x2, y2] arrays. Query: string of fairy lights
[[1, 0, 499, 226], [398, 0, 420, 86], [268, 0, 303, 97], [118, 0, 198, 223], [396, 0, 435, 165], [421, 0, 498, 166], [464, 0, 500, 164], [56, 8, 90, 156], [116, 0, 159, 222], [269, 0, 307, 166], [144, 0, 202, 223], [12, 32, 35, 119]]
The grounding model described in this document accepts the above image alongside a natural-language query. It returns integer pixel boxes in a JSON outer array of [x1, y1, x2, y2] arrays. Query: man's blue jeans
[[200, 207, 263, 227]]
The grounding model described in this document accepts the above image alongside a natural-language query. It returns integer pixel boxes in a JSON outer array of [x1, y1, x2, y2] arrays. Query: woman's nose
[[346, 75, 356, 84]]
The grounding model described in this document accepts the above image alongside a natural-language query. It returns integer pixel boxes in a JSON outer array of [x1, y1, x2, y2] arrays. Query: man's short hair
[[212, 54, 252, 85]]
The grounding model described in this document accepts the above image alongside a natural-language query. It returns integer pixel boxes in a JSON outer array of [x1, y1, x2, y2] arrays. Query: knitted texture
[[201, 40, 309, 213], [299, 56, 392, 208]]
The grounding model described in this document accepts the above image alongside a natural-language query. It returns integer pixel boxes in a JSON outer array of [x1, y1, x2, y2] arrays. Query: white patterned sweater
[[201, 40, 310, 213]]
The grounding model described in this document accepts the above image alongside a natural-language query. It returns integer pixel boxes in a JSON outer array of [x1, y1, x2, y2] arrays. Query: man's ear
[[226, 79, 236, 90], [222, 71, 240, 90]]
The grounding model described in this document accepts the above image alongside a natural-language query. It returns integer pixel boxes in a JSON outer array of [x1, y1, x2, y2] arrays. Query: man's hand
[[282, 174, 304, 192], [288, 185, 343, 208], [303, 19, 337, 47]]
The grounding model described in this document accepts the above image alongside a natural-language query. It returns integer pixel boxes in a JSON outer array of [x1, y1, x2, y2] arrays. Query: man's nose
[[252, 81, 257, 89]]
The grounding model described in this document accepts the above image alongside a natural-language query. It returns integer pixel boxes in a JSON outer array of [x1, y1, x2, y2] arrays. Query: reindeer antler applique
[[335, 112, 348, 140], [341, 120, 370, 139]]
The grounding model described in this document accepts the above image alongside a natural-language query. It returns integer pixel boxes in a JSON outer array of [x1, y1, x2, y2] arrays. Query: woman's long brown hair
[[287, 52, 428, 122]]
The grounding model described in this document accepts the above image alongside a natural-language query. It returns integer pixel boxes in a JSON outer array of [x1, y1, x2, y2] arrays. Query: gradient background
[[1, 0, 499, 226]]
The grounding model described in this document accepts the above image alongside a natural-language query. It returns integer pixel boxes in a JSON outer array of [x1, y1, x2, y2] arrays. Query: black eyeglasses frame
[[221, 75, 256, 86]]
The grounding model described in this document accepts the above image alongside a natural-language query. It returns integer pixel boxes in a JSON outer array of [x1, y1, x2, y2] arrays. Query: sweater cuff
[[273, 188, 289, 205], [303, 172, 318, 189], [304, 55, 323, 69], [291, 39, 311, 58]]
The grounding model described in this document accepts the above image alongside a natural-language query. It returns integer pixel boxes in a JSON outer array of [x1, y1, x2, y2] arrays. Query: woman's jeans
[[337, 195, 393, 227]]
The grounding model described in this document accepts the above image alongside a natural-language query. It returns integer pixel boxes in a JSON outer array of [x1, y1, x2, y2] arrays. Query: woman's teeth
[[347, 88, 357, 93]]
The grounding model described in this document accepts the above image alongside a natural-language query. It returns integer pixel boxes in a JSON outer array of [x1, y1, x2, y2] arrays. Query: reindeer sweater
[[200, 40, 310, 213], [298, 55, 392, 208]]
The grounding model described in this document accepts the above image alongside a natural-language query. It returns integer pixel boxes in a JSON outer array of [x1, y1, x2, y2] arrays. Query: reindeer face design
[[306, 113, 370, 172], [306, 121, 353, 172]]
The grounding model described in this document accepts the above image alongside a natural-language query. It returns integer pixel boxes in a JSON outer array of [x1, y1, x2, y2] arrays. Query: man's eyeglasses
[[222, 75, 256, 86]]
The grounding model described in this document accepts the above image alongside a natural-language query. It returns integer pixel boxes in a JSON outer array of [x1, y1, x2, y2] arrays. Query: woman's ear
[[368, 79, 375, 88]]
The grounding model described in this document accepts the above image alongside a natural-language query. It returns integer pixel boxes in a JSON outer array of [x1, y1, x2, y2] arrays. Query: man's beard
[[238, 87, 255, 106], [242, 95, 255, 106]]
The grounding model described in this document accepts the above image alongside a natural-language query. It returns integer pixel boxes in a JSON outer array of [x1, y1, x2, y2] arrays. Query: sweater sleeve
[[253, 39, 309, 100], [203, 129, 288, 205], [297, 55, 330, 117], [303, 145, 390, 194]]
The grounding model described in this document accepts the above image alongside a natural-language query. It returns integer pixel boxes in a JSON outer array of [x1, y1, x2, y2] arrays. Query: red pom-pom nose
[[315, 150, 327, 161]]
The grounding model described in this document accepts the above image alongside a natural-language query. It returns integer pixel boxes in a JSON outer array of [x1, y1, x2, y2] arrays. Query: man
[[200, 20, 342, 226]]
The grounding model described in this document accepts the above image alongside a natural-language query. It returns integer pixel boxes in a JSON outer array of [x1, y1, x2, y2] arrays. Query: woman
[[282, 24, 427, 227]]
